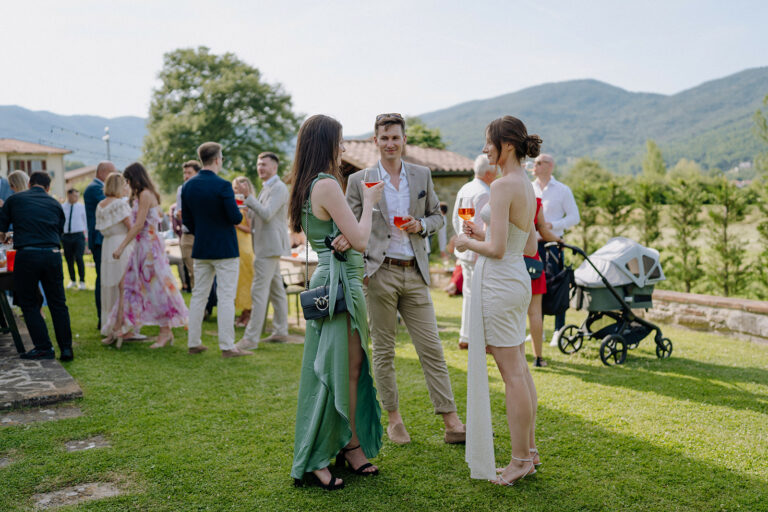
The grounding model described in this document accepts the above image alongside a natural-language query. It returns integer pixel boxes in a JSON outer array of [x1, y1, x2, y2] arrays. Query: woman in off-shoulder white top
[[95, 173, 134, 333]]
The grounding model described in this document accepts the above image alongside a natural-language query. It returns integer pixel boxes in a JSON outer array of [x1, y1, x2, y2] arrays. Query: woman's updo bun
[[524, 135, 542, 158], [486, 116, 543, 163]]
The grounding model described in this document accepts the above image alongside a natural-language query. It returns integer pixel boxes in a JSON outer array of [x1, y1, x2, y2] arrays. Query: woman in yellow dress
[[233, 176, 255, 327]]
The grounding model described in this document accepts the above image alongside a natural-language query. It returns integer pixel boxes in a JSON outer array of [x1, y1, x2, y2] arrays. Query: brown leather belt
[[383, 257, 415, 267]]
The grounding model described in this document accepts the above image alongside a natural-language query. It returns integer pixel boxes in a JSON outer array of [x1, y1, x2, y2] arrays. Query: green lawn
[[1, 278, 767, 511]]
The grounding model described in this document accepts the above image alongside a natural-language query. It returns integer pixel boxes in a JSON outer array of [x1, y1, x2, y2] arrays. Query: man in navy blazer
[[182, 142, 251, 358], [83, 161, 114, 329]]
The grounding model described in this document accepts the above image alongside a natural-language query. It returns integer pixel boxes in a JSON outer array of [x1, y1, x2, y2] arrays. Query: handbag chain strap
[[304, 199, 310, 291]]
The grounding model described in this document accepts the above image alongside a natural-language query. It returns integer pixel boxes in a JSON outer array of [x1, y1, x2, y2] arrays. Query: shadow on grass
[[365, 355, 768, 512], [544, 354, 768, 416]]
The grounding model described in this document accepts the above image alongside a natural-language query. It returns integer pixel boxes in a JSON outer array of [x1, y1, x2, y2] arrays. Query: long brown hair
[[287, 115, 344, 233], [122, 162, 161, 203]]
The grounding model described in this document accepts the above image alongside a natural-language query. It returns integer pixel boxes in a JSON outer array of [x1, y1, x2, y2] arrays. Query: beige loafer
[[444, 425, 466, 444], [387, 423, 411, 445], [222, 348, 254, 358]]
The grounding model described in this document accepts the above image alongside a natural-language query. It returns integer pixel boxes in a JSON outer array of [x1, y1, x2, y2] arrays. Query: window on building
[[8, 159, 47, 174]]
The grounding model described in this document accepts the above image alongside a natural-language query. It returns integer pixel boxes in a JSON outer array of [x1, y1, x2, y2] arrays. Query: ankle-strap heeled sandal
[[335, 445, 379, 476]]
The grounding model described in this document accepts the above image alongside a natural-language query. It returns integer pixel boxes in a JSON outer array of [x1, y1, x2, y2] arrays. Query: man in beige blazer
[[235, 152, 290, 349], [346, 113, 465, 445]]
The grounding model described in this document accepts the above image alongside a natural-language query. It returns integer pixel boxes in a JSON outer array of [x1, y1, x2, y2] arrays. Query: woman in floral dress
[[101, 163, 188, 348]]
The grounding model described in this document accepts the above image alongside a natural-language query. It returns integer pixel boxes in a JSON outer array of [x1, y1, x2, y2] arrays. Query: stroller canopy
[[574, 237, 665, 288]]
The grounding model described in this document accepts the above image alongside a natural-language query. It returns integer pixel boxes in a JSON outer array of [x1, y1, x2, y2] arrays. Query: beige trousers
[[180, 232, 195, 289], [365, 263, 456, 414], [241, 256, 288, 342]]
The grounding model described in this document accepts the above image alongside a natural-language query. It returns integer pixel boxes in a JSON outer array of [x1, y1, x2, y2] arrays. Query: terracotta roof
[[342, 139, 473, 174], [0, 138, 71, 155], [65, 165, 98, 181]]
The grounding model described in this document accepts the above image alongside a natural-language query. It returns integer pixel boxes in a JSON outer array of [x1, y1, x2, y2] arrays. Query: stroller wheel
[[600, 334, 627, 366], [557, 324, 583, 355], [655, 337, 673, 359]]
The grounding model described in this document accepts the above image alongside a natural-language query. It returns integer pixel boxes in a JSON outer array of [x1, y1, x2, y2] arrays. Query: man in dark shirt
[[0, 171, 73, 361], [84, 161, 113, 329]]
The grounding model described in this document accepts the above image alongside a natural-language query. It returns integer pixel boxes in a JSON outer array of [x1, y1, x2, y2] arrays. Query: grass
[[1, 268, 767, 511]]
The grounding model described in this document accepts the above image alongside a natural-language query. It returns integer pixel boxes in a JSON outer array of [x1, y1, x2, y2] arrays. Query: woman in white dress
[[455, 116, 542, 486], [95, 173, 134, 345]]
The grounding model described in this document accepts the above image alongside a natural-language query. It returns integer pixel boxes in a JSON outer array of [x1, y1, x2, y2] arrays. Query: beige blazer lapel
[[257, 183, 270, 205], [378, 190, 389, 224], [407, 165, 421, 218]]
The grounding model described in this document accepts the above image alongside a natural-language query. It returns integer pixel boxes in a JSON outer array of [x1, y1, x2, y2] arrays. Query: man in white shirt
[[61, 188, 88, 290], [451, 154, 496, 350], [531, 154, 580, 345]]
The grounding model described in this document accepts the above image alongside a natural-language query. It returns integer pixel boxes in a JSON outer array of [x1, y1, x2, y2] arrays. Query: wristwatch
[[418, 218, 427, 237]]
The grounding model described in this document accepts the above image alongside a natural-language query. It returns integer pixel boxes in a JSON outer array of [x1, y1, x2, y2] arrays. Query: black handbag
[[524, 256, 544, 280], [299, 201, 348, 321]]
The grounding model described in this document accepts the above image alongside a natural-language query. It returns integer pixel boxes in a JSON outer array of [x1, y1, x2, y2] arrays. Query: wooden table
[[0, 270, 24, 354]]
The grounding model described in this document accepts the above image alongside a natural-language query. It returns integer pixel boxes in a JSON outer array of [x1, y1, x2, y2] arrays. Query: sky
[[2, 0, 767, 135]]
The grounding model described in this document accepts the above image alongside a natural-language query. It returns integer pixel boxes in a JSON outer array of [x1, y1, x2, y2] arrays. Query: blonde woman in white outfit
[[455, 116, 541, 486], [95, 173, 134, 344]]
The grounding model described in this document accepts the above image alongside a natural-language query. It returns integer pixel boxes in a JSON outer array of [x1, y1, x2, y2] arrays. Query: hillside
[[418, 67, 768, 174], [0, 106, 145, 169], [1, 67, 766, 174]]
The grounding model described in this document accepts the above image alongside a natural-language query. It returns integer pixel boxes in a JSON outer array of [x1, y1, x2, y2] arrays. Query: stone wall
[[640, 289, 768, 343]]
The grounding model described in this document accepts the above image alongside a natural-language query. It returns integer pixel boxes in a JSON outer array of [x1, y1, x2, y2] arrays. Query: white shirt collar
[[264, 174, 279, 187], [378, 160, 406, 184]]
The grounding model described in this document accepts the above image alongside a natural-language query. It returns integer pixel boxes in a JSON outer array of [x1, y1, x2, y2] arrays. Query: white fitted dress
[[465, 203, 532, 480]]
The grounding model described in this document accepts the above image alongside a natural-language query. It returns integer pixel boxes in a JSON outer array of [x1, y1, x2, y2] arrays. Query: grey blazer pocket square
[[417, 190, 426, 199]]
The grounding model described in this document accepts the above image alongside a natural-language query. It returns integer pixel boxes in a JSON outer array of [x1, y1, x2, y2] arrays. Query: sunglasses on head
[[376, 113, 404, 121]]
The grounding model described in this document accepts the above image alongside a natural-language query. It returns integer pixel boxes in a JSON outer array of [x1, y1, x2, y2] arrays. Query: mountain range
[[0, 105, 145, 170], [1, 66, 766, 174], [419, 66, 768, 174]]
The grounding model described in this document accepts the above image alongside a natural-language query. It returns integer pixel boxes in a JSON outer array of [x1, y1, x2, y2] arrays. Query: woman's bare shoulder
[[138, 189, 158, 205]]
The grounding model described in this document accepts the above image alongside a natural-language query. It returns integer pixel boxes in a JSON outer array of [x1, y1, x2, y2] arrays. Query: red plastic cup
[[6, 249, 16, 272]]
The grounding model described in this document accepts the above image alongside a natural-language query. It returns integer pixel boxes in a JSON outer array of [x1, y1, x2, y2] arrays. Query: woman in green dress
[[288, 114, 385, 490]]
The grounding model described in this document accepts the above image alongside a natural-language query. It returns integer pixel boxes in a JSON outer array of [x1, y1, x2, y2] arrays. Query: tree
[[143, 47, 301, 191], [563, 157, 613, 187], [705, 177, 748, 297], [598, 176, 634, 238], [632, 177, 664, 247], [753, 177, 768, 298], [753, 94, 768, 174], [642, 140, 666, 178], [405, 117, 446, 149], [667, 158, 704, 182], [665, 178, 705, 293], [564, 158, 612, 254], [64, 160, 86, 171]]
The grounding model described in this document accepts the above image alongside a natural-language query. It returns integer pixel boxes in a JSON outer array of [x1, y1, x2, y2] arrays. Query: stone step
[[0, 313, 83, 410]]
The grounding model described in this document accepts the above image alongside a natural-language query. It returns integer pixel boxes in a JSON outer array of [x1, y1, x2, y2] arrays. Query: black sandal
[[335, 445, 379, 476], [534, 357, 548, 367], [294, 471, 345, 491]]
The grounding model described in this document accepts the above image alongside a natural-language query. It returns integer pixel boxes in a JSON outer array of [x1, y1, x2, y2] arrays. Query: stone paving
[[0, 405, 83, 426], [0, 314, 82, 410], [32, 482, 124, 510], [64, 435, 111, 452]]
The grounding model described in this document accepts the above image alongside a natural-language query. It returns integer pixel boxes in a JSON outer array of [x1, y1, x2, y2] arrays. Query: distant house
[[0, 138, 69, 198], [65, 165, 98, 189], [341, 139, 475, 237]]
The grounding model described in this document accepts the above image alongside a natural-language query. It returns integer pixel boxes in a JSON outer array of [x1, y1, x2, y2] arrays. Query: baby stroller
[[553, 237, 673, 366]]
